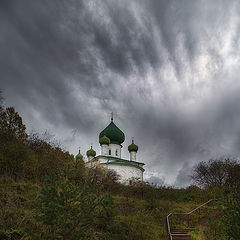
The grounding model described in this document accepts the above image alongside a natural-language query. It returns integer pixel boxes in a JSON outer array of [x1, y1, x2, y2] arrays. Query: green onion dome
[[99, 120, 125, 145], [99, 134, 110, 145], [76, 151, 83, 161], [128, 139, 138, 152], [86, 146, 96, 157]]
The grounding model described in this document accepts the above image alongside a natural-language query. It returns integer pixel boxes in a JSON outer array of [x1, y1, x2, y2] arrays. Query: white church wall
[[101, 144, 109, 155], [86, 157, 144, 184], [97, 156, 108, 164], [109, 144, 121, 158], [130, 151, 136, 161], [87, 156, 94, 162], [106, 164, 143, 183]]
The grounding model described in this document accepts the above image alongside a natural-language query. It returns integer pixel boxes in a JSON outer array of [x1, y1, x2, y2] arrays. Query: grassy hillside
[[0, 175, 215, 240]]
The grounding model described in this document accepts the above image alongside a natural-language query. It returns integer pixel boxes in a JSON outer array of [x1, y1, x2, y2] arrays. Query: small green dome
[[128, 139, 138, 152], [99, 120, 125, 145], [76, 149, 83, 160], [99, 134, 110, 145], [86, 146, 96, 157]]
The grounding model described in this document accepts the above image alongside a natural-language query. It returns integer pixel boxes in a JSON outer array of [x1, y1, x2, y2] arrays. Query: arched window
[[116, 149, 118, 156], [109, 149, 111, 155]]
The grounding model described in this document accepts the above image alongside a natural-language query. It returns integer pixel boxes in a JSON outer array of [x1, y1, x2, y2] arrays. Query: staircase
[[171, 228, 194, 240], [166, 199, 214, 240]]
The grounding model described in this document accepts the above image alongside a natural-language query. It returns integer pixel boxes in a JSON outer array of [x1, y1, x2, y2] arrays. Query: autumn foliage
[[0, 105, 75, 182]]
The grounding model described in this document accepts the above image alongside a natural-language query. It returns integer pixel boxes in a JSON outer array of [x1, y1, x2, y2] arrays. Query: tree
[[0, 106, 76, 181], [222, 188, 240, 239], [0, 107, 28, 179], [26, 132, 75, 182], [191, 157, 240, 188], [35, 173, 99, 239], [35, 170, 124, 240], [0, 107, 27, 140], [0, 107, 28, 176], [69, 156, 86, 184], [226, 165, 240, 189]]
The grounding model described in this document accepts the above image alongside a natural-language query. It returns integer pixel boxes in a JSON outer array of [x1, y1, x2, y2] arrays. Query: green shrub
[[0, 229, 22, 240], [35, 171, 125, 240], [222, 188, 240, 239]]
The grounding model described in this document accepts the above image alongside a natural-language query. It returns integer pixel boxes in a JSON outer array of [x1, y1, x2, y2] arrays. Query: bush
[[35, 170, 125, 240], [222, 189, 240, 239]]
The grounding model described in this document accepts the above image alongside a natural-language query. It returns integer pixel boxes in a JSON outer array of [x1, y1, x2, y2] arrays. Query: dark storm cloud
[[1, 0, 240, 186]]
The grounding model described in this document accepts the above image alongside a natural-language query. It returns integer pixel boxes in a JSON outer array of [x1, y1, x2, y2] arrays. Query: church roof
[[128, 139, 138, 152], [95, 155, 145, 166], [99, 134, 110, 145], [99, 120, 125, 145], [76, 152, 83, 160], [86, 146, 96, 157]]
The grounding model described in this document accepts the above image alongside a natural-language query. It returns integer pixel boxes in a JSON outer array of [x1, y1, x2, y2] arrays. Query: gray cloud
[[145, 175, 165, 188], [174, 161, 193, 188], [1, 0, 240, 186]]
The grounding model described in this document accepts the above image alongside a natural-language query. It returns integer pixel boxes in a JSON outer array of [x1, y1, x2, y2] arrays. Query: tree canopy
[[191, 157, 240, 188]]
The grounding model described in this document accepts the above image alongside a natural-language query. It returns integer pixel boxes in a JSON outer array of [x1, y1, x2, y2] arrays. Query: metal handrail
[[166, 213, 173, 240], [165, 199, 214, 240]]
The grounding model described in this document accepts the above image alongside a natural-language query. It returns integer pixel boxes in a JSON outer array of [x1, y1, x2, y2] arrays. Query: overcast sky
[[1, 0, 240, 187]]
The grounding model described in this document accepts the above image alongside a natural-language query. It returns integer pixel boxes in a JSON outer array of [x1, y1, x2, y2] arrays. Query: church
[[76, 116, 145, 184]]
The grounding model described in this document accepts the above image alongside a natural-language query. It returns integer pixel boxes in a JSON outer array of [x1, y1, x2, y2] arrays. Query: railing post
[[187, 214, 190, 227], [166, 217, 168, 239], [198, 208, 200, 221]]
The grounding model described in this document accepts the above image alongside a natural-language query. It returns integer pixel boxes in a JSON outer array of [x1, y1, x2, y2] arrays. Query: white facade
[[109, 143, 122, 158], [106, 164, 143, 183], [87, 155, 94, 162], [86, 154, 144, 184], [101, 143, 122, 158], [130, 151, 137, 161], [101, 144, 109, 155]]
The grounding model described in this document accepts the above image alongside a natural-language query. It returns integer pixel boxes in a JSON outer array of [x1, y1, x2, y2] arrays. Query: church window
[[116, 149, 118, 156], [109, 149, 111, 155]]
